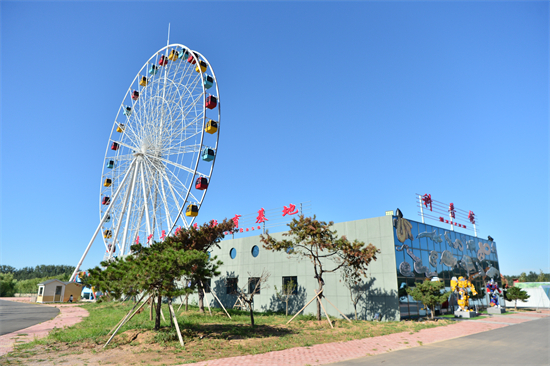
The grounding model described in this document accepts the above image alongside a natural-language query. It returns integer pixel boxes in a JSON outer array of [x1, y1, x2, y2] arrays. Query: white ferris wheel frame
[[70, 44, 220, 282]]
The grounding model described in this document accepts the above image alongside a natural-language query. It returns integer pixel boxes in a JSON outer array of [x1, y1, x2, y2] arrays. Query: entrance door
[[54, 286, 62, 302]]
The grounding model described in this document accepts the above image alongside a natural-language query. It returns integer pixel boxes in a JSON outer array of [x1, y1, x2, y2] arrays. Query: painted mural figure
[[451, 276, 477, 312], [416, 230, 443, 244], [486, 279, 502, 308], [396, 244, 436, 277], [393, 209, 414, 243]]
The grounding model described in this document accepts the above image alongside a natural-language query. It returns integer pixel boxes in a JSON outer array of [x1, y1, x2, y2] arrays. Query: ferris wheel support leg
[[70, 160, 137, 282]]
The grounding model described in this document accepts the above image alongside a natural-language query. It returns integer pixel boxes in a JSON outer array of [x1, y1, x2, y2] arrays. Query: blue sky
[[1, 1, 548, 276]]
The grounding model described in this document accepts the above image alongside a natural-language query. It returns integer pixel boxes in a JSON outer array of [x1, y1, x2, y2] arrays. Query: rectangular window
[[248, 277, 260, 294], [226, 278, 238, 294], [38, 287, 44, 296], [282, 276, 298, 295]]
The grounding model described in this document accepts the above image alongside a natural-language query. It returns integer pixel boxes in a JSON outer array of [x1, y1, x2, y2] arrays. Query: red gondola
[[205, 95, 217, 109], [159, 55, 168, 66], [187, 52, 199, 64], [102, 196, 110, 205], [131, 90, 139, 100], [111, 142, 119, 150], [195, 177, 208, 190]]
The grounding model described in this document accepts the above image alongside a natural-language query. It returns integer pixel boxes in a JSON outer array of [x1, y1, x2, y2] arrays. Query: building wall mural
[[393, 211, 500, 318]]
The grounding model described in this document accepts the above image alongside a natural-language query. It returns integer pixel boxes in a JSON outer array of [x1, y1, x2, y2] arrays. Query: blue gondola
[[201, 147, 215, 162], [203, 74, 214, 89], [107, 160, 115, 169], [149, 65, 159, 75], [124, 106, 132, 116], [179, 49, 189, 60]]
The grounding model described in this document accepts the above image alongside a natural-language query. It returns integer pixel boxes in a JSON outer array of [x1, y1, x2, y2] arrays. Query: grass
[[4, 301, 454, 365]]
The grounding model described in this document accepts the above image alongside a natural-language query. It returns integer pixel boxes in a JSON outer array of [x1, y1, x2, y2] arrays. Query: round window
[[251, 245, 259, 257], [230, 248, 236, 259]]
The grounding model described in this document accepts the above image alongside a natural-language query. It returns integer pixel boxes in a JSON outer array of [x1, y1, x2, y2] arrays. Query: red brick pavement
[[183, 312, 550, 366], [0, 299, 89, 356]]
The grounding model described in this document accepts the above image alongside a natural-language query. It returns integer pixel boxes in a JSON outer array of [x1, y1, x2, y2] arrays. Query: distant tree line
[[503, 271, 550, 283], [0, 265, 75, 281]]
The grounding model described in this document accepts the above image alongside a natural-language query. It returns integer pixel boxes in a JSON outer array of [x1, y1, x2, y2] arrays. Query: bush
[[0, 273, 17, 297]]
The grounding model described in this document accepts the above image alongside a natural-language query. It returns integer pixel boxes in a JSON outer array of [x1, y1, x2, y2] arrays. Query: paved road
[[327, 316, 550, 366], [0, 300, 60, 336]]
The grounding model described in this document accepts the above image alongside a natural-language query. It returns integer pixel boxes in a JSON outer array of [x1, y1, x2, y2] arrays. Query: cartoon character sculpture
[[486, 278, 502, 308], [451, 276, 477, 311]]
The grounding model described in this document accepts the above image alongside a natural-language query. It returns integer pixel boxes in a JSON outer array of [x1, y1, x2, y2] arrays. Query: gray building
[[185, 214, 500, 321]]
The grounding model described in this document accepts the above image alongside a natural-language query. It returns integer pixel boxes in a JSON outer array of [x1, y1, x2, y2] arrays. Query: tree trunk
[[198, 283, 205, 313], [249, 303, 255, 327], [430, 305, 435, 319], [285, 299, 289, 316], [185, 293, 189, 311], [354, 306, 357, 321], [155, 293, 162, 330], [316, 279, 323, 321], [149, 297, 153, 321]]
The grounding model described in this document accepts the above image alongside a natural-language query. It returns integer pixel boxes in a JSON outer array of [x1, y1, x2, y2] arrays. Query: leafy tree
[[0, 265, 16, 274], [406, 280, 451, 320], [0, 274, 17, 297], [536, 270, 549, 282], [506, 286, 530, 311], [261, 215, 379, 321], [518, 272, 527, 282], [274, 278, 297, 316]]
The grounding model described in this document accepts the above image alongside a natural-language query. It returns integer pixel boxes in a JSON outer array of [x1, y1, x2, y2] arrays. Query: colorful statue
[[486, 278, 502, 308], [451, 276, 477, 311]]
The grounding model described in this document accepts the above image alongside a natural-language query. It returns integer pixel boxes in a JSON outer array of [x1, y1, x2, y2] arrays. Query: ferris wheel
[[71, 44, 220, 280]]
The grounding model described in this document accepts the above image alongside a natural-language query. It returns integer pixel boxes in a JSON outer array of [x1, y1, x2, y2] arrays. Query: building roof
[[37, 279, 65, 286]]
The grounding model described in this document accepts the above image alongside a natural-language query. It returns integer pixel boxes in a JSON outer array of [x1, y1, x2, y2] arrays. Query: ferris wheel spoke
[[143, 152, 200, 175], [138, 161, 152, 237], [141, 158, 164, 235], [109, 161, 139, 256], [110, 139, 139, 153], [159, 176, 174, 230], [162, 163, 199, 204], [120, 163, 140, 254]]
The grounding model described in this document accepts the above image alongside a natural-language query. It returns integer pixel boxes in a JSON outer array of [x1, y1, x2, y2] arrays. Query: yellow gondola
[[195, 60, 207, 73], [168, 49, 179, 61], [103, 230, 112, 239], [116, 124, 125, 133], [103, 178, 112, 187], [139, 76, 148, 86], [185, 204, 199, 217], [205, 119, 218, 134]]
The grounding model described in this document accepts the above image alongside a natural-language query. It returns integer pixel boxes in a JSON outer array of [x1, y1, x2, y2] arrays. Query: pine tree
[[89, 219, 234, 330], [506, 286, 530, 311], [406, 280, 451, 319]]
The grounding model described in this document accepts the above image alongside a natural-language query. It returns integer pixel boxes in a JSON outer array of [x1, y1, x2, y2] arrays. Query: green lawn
[[6, 301, 455, 365]]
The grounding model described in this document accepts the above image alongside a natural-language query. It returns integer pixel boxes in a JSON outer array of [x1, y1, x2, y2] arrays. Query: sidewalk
[[183, 311, 550, 366], [0, 298, 89, 356]]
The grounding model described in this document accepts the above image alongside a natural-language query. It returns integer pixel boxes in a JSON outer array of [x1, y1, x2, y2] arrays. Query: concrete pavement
[[0, 297, 89, 356], [327, 316, 550, 365], [0, 299, 60, 335], [182, 311, 550, 366]]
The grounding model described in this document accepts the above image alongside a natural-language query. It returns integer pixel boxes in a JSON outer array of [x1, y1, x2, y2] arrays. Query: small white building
[[505, 282, 550, 309], [37, 279, 82, 303]]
